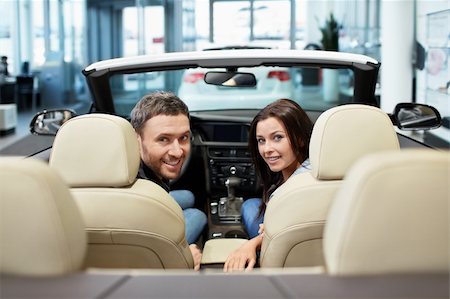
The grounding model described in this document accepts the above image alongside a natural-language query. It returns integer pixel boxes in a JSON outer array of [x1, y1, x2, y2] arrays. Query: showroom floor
[[0, 101, 91, 153], [0, 109, 36, 151]]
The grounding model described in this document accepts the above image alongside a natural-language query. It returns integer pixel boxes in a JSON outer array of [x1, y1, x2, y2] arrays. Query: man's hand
[[189, 244, 202, 271], [223, 235, 262, 272]]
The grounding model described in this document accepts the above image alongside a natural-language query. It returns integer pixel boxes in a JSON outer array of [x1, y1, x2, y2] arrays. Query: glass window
[[109, 66, 356, 117], [213, 1, 250, 44], [0, 1, 14, 73], [123, 6, 165, 57], [32, 0, 45, 67], [123, 7, 139, 57], [144, 6, 165, 55], [195, 1, 209, 49], [253, 1, 290, 49], [49, 0, 60, 52]]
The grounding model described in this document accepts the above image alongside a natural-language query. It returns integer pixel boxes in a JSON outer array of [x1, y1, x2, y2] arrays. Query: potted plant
[[319, 13, 340, 51], [318, 13, 341, 102]]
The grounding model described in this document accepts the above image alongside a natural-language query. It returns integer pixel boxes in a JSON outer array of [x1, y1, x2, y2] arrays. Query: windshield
[[109, 66, 357, 117]]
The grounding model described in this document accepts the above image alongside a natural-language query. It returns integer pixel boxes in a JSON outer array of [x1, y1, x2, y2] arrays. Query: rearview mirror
[[393, 103, 441, 131], [204, 71, 256, 87], [30, 109, 77, 136]]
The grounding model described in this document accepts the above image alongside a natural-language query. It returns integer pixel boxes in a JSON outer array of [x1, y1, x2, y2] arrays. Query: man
[[130, 91, 207, 270]]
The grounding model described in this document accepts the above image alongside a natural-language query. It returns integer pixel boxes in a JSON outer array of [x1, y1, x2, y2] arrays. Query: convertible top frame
[[82, 49, 380, 113]]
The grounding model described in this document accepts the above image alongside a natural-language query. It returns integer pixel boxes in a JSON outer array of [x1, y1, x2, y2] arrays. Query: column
[[380, 0, 414, 112]]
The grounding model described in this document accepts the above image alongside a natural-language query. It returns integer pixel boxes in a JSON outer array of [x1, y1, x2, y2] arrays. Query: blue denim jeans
[[169, 190, 207, 244], [241, 197, 264, 239]]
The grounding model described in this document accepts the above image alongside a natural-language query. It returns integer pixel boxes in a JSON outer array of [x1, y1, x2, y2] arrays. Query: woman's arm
[[223, 234, 263, 272]]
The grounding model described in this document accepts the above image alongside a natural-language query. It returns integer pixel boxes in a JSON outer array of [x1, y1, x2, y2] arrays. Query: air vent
[[208, 147, 230, 157], [236, 148, 251, 158], [208, 147, 251, 158]]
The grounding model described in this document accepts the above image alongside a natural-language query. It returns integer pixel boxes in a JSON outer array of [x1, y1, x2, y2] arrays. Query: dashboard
[[190, 115, 259, 199], [196, 122, 249, 143]]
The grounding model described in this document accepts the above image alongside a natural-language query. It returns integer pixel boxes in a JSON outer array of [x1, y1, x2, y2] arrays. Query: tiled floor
[[0, 101, 91, 152]]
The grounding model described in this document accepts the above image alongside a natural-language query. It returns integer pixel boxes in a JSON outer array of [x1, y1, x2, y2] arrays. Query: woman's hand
[[223, 235, 262, 272], [189, 244, 202, 271]]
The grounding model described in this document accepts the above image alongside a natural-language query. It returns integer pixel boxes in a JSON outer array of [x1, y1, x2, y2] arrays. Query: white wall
[[415, 0, 449, 105], [380, 0, 415, 113], [415, 0, 449, 143]]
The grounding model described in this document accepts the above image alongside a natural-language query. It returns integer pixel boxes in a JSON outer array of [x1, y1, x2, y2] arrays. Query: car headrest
[[50, 114, 140, 187], [324, 149, 449, 275], [310, 104, 400, 180], [0, 158, 86, 276]]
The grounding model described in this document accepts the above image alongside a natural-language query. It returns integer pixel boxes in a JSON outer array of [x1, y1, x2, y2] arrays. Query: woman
[[224, 99, 313, 272]]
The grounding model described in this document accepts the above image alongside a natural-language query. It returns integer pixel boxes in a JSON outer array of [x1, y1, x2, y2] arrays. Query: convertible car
[[1, 49, 448, 298]]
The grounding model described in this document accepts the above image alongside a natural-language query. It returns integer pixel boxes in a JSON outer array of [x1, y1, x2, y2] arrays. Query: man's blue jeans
[[170, 190, 207, 244], [241, 197, 264, 239]]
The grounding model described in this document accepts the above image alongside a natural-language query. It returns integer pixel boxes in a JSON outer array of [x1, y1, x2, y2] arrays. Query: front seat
[[0, 158, 86, 276], [324, 149, 449, 275], [260, 104, 400, 268], [49, 114, 194, 269]]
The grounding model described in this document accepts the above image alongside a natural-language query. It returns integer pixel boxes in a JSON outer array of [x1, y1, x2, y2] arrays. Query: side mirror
[[204, 71, 257, 87], [393, 103, 441, 131], [30, 109, 77, 136]]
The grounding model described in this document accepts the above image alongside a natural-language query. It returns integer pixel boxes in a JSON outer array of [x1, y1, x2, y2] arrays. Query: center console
[[192, 120, 261, 240], [193, 121, 260, 240], [206, 144, 257, 239]]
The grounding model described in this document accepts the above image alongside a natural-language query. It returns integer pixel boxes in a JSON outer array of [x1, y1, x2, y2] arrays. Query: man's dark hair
[[130, 91, 189, 134]]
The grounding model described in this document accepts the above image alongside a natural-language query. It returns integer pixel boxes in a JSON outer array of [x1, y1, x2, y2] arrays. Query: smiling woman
[[224, 99, 313, 272]]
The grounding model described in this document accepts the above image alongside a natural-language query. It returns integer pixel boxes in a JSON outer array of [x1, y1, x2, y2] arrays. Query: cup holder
[[225, 230, 248, 239]]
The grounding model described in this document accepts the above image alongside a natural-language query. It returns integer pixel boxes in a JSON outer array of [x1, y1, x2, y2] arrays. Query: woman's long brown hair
[[248, 99, 313, 217]]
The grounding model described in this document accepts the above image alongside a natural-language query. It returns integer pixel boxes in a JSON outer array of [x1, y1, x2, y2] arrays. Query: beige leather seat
[[0, 158, 86, 276], [49, 114, 194, 269], [324, 149, 449, 275], [260, 104, 400, 268]]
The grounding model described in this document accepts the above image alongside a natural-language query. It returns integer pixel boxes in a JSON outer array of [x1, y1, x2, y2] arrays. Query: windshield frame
[[83, 49, 380, 114]]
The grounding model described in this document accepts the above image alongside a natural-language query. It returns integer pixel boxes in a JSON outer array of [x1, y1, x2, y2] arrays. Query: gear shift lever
[[217, 166, 244, 222], [225, 176, 241, 199]]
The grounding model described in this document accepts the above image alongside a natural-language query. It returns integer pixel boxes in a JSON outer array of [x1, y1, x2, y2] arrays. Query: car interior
[[1, 50, 448, 297], [1, 147, 448, 298], [48, 113, 194, 269], [20, 101, 447, 269]]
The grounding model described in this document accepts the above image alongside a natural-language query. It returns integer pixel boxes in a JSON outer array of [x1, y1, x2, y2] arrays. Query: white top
[[270, 158, 311, 199]]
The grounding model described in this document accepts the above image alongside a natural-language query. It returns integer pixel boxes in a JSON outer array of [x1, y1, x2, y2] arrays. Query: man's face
[[137, 114, 191, 180]]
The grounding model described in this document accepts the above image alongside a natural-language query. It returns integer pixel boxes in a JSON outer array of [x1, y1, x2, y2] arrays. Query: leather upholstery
[[49, 114, 194, 269], [260, 104, 400, 268], [324, 149, 449, 275], [49, 114, 140, 187], [0, 158, 86, 276], [309, 104, 400, 179], [201, 238, 248, 265]]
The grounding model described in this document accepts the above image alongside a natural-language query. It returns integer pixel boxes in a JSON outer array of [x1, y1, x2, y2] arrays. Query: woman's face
[[256, 116, 300, 181]]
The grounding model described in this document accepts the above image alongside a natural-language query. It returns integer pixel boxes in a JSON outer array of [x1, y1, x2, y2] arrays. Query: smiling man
[[130, 91, 207, 270]]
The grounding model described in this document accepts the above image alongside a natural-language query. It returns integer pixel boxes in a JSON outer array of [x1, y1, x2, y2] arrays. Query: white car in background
[[179, 66, 294, 111], [178, 46, 295, 111]]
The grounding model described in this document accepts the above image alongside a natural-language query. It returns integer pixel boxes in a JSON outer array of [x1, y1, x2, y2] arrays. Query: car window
[[109, 66, 357, 117]]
